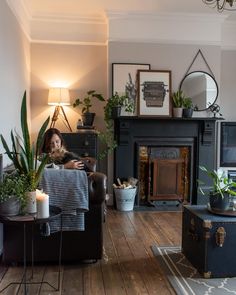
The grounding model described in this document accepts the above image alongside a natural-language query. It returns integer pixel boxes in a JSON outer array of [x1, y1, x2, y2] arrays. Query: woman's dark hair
[[40, 128, 66, 153]]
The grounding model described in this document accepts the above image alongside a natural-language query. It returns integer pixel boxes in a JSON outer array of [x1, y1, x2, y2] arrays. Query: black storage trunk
[[182, 205, 236, 278]]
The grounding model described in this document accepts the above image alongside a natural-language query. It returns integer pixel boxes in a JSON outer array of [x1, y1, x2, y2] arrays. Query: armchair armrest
[[88, 172, 107, 204], [81, 157, 97, 172]]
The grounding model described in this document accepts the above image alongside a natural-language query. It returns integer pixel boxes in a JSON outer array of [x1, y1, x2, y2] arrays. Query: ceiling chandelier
[[202, 0, 236, 12]]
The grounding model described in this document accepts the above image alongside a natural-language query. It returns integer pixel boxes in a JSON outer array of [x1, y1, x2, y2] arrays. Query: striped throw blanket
[[39, 168, 89, 232]]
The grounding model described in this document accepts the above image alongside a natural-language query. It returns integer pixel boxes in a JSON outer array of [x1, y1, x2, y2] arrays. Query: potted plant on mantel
[[0, 91, 50, 213], [182, 97, 194, 118], [198, 166, 236, 211], [73, 90, 105, 126], [97, 92, 134, 159], [172, 90, 184, 118]]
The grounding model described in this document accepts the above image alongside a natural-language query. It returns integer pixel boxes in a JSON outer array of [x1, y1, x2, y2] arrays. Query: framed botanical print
[[137, 70, 171, 117], [112, 63, 151, 116]]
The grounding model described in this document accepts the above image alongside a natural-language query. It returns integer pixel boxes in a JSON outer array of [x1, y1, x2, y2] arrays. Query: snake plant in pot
[[198, 166, 236, 211], [0, 91, 50, 213]]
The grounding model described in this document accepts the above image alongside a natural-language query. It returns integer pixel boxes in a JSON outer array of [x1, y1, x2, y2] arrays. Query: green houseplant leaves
[[0, 91, 50, 191]]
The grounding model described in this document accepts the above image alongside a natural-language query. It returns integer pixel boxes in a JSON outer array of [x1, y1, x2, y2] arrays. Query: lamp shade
[[48, 88, 70, 106]]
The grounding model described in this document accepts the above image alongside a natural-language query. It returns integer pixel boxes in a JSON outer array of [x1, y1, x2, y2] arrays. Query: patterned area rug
[[151, 245, 236, 295]]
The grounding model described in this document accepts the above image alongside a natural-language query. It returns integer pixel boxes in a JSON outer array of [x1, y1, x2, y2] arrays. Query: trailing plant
[[98, 92, 134, 160], [104, 92, 134, 122], [73, 90, 105, 113], [0, 91, 50, 191], [198, 166, 236, 199]]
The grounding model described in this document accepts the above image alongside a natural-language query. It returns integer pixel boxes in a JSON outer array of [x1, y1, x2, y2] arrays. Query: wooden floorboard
[[0, 208, 182, 294]]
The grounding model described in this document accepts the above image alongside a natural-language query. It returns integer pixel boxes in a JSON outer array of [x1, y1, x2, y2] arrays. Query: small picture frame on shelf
[[137, 70, 171, 117]]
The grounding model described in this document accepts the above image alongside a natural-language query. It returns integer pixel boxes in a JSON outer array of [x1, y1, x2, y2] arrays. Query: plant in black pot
[[97, 92, 134, 159], [0, 173, 27, 216], [73, 90, 105, 126], [198, 166, 236, 211], [182, 97, 194, 118]]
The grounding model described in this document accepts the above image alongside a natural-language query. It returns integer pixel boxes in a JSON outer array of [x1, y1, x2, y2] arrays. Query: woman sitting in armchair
[[40, 128, 95, 172]]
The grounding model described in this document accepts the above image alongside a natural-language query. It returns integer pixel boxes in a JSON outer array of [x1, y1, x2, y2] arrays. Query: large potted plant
[[0, 173, 27, 216], [73, 90, 105, 126], [0, 91, 50, 213], [198, 166, 236, 211]]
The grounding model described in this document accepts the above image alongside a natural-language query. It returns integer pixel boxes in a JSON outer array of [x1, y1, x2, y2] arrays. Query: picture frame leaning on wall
[[137, 70, 172, 117], [112, 63, 151, 116]]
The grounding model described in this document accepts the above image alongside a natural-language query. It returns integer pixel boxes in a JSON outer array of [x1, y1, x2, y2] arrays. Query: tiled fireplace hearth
[[114, 117, 219, 206]]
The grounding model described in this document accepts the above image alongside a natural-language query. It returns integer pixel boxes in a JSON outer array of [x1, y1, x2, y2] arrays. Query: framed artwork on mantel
[[112, 63, 151, 116], [137, 70, 171, 117]]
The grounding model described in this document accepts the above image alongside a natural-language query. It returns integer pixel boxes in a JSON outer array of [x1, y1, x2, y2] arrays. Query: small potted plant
[[198, 166, 236, 211], [73, 90, 105, 126], [172, 90, 184, 118], [182, 97, 194, 118], [0, 173, 27, 216], [104, 92, 134, 121]]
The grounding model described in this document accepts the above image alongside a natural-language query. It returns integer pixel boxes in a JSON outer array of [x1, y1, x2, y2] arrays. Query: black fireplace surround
[[114, 117, 220, 206]]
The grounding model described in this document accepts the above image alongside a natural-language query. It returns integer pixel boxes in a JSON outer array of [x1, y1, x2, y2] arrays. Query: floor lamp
[[48, 88, 72, 132]]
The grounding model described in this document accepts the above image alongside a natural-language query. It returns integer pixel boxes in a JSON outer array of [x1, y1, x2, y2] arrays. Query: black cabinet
[[61, 130, 97, 158]]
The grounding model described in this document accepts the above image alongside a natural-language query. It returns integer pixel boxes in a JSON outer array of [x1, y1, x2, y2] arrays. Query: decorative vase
[[209, 192, 230, 211], [173, 107, 183, 118], [81, 112, 95, 126], [0, 196, 21, 216], [25, 191, 37, 214]]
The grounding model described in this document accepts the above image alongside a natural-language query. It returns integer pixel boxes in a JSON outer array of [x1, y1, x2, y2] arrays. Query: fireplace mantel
[[114, 117, 222, 205]]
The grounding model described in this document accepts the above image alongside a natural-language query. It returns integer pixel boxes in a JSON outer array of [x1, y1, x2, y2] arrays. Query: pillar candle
[[36, 191, 49, 219]]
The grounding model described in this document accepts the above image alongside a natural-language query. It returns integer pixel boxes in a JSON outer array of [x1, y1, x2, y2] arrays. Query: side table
[[0, 205, 62, 294]]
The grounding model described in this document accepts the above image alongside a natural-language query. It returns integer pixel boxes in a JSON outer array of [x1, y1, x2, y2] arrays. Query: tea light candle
[[36, 191, 49, 219]]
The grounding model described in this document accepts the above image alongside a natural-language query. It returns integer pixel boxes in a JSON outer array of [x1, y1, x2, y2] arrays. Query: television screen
[[220, 122, 236, 167]]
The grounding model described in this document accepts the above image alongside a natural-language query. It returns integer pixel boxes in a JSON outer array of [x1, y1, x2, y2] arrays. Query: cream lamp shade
[[48, 88, 70, 106]]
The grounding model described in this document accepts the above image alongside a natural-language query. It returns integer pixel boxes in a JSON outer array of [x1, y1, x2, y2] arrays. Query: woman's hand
[[64, 160, 84, 170]]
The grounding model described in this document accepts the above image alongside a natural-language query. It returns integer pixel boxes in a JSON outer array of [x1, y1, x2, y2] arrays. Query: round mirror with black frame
[[179, 71, 218, 112]]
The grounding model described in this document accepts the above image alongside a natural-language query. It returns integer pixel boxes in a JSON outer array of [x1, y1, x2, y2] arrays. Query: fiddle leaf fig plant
[[0, 91, 50, 191], [73, 90, 105, 113]]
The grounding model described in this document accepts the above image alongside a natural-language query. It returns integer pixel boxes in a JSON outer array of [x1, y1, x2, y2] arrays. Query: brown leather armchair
[[2, 168, 107, 264]]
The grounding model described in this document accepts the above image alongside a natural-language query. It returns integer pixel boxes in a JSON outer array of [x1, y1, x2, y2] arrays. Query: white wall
[[0, 0, 30, 255], [30, 43, 107, 172], [220, 50, 236, 121], [0, 0, 30, 166]]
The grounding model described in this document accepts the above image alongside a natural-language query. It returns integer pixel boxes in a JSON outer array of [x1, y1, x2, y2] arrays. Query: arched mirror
[[179, 71, 218, 112]]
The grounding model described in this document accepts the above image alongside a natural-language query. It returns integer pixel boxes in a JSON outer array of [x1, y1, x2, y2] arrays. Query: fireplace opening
[[138, 143, 193, 205]]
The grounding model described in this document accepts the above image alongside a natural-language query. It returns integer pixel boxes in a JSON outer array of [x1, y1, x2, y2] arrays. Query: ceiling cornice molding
[[107, 11, 226, 46], [106, 10, 227, 23], [31, 12, 107, 25], [31, 39, 107, 46], [6, 0, 31, 40]]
